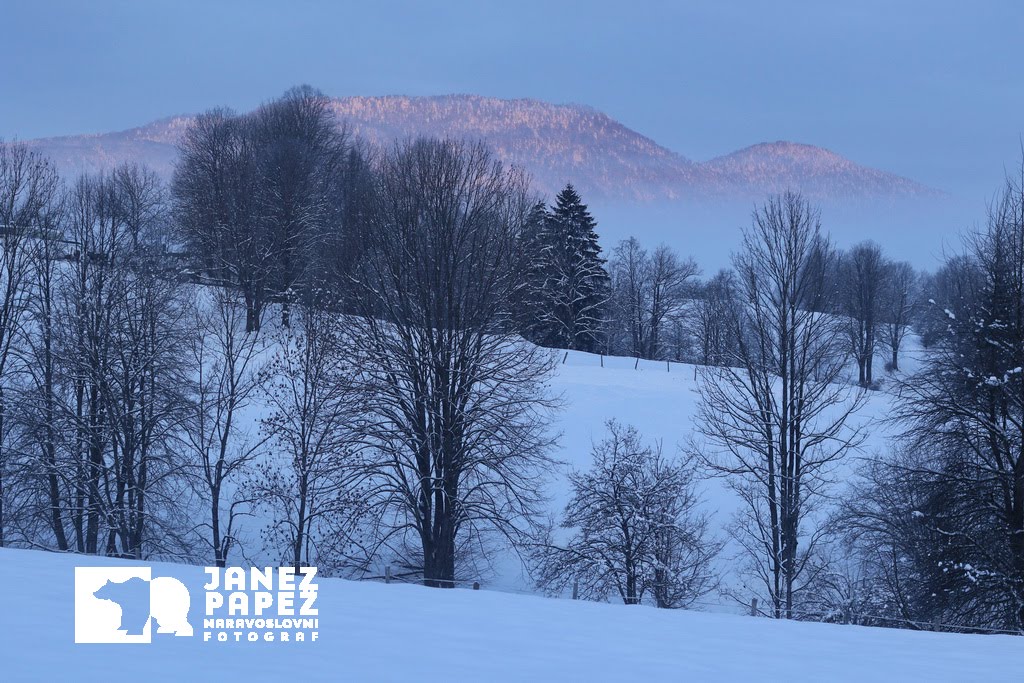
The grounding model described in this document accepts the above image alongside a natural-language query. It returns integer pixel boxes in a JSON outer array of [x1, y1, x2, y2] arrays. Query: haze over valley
[[20, 93, 965, 268]]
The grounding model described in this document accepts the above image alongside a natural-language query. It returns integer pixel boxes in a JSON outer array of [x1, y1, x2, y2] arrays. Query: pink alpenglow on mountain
[[24, 95, 936, 202]]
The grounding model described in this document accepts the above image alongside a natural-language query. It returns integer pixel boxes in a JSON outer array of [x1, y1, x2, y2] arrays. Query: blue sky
[[2, 0, 1023, 201]]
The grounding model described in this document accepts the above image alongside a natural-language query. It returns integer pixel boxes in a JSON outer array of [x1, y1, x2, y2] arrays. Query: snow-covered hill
[[475, 349, 894, 596], [5, 547, 1020, 682], [219, 343, 900, 603]]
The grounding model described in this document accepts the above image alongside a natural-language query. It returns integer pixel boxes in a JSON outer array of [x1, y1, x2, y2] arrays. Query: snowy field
[[485, 348, 901, 599], [5, 547, 1021, 682], [223, 337, 907, 604], [6, 338, 1017, 682]]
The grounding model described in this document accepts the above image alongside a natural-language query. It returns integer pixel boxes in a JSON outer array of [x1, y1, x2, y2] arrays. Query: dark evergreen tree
[[525, 184, 609, 352], [516, 200, 551, 335]]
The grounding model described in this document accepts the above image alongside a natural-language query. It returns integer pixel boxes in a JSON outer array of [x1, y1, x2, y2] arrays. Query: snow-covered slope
[[4, 547, 1020, 682], [484, 349, 895, 596], [221, 343, 899, 602]]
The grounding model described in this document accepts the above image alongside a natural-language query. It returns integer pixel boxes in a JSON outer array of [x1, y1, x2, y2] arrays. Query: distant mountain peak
[[21, 94, 936, 202], [711, 140, 870, 170], [704, 140, 937, 200]]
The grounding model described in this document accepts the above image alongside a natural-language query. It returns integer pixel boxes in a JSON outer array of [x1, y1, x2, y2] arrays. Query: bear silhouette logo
[[75, 567, 194, 643]]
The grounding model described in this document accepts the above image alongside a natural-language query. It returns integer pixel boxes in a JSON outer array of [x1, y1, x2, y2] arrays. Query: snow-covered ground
[[487, 348, 900, 600], [229, 337, 906, 604], [5, 547, 1021, 682], [7, 334, 1013, 681]]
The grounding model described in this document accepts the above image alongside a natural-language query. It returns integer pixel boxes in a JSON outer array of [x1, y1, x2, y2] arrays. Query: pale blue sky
[[2, 0, 1023, 201]]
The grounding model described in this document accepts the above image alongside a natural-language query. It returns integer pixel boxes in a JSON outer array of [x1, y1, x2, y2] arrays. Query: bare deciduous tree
[[348, 139, 558, 586], [173, 109, 272, 332], [608, 237, 698, 360], [250, 86, 348, 326], [609, 237, 648, 357], [647, 244, 699, 358], [880, 260, 917, 372], [18, 177, 68, 549], [695, 191, 865, 618], [184, 288, 270, 566], [694, 269, 740, 367], [253, 304, 360, 573], [0, 142, 59, 545], [839, 241, 889, 387], [536, 420, 719, 608]]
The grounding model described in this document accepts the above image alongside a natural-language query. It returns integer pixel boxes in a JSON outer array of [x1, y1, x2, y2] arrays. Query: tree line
[[686, 182, 1024, 633], [0, 88, 566, 590], [531, 178, 1024, 631]]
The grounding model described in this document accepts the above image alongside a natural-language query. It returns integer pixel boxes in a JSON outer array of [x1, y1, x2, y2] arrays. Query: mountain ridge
[[21, 94, 938, 202]]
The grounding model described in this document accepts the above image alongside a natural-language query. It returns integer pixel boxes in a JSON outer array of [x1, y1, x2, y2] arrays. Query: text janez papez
[[202, 567, 319, 642]]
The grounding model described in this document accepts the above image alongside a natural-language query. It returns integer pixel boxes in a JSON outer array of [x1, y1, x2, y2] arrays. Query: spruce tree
[[518, 200, 551, 335], [525, 184, 609, 352]]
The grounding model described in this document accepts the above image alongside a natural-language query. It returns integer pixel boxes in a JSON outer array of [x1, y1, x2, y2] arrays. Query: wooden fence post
[[572, 579, 579, 600], [385, 566, 391, 584], [750, 597, 758, 617]]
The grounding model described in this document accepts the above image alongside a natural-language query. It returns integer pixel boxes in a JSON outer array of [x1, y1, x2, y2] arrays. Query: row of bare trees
[[835, 241, 919, 386], [1, 113, 569, 592], [602, 231, 920, 381], [12, 85, 1020, 632], [605, 237, 700, 360], [173, 86, 364, 332], [2, 156, 193, 558], [686, 169, 1024, 633], [0, 124, 927, 617]]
